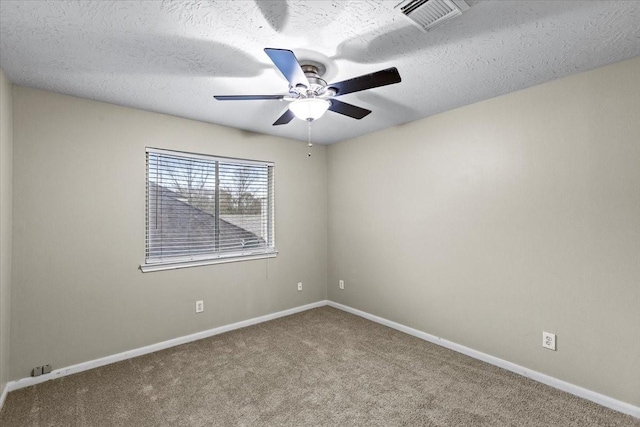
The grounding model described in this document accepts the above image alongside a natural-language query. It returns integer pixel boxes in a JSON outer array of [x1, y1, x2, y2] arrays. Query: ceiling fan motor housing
[[291, 64, 335, 99]]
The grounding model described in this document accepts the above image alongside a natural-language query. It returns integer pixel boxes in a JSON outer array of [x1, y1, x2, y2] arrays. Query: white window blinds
[[144, 148, 275, 270]]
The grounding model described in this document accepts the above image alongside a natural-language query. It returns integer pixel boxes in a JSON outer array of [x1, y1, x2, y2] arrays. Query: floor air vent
[[396, 0, 469, 32]]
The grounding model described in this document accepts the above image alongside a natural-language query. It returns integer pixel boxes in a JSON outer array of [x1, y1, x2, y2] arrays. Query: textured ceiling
[[1, 0, 639, 144]]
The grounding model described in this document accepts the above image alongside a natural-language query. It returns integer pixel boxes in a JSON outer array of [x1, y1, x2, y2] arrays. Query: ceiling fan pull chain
[[307, 120, 313, 157]]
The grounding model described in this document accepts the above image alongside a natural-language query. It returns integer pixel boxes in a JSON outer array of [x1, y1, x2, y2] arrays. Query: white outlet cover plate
[[543, 331, 556, 350], [196, 300, 204, 313], [297, 282, 302, 291], [339, 280, 344, 290]]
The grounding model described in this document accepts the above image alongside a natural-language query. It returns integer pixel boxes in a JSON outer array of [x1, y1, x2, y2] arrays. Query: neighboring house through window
[[141, 148, 276, 272]]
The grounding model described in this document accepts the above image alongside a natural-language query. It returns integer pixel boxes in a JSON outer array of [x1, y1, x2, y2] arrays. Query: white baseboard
[[327, 300, 640, 419], [5, 300, 328, 394], [0, 382, 8, 412], [3, 299, 638, 419]]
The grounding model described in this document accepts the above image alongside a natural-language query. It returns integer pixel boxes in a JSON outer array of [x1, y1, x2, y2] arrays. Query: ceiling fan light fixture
[[289, 98, 330, 121]]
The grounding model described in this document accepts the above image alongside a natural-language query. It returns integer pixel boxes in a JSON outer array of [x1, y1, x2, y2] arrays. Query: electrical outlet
[[542, 331, 556, 350], [195, 300, 204, 313], [32, 364, 52, 376], [297, 282, 303, 291], [339, 280, 345, 290]]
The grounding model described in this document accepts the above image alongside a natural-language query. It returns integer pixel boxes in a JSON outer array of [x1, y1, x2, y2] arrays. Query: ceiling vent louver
[[395, 0, 469, 32]]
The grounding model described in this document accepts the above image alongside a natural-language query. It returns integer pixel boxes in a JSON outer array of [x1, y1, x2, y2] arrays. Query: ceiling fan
[[214, 48, 402, 125]]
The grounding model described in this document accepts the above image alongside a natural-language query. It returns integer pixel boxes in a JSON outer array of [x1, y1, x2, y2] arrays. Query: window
[[141, 148, 276, 272]]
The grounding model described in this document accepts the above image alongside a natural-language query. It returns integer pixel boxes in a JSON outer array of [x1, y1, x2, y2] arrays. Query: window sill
[[140, 251, 278, 273]]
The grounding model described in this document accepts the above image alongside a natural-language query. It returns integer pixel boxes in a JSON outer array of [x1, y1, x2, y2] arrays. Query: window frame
[[140, 147, 277, 273]]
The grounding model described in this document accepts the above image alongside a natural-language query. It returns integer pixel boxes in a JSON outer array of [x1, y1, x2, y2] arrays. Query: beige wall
[[10, 87, 327, 380], [5, 57, 640, 409], [0, 68, 13, 394], [327, 57, 640, 406]]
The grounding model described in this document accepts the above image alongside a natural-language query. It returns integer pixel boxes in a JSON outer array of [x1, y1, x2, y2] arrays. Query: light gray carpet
[[1, 306, 638, 426]]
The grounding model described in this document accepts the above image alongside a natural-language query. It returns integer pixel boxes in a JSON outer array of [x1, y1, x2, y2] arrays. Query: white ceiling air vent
[[395, 0, 469, 32]]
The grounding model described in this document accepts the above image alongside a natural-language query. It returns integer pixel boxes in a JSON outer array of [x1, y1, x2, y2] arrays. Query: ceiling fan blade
[[328, 67, 401, 96], [328, 99, 371, 120], [273, 108, 295, 126], [214, 95, 284, 101], [264, 48, 309, 88]]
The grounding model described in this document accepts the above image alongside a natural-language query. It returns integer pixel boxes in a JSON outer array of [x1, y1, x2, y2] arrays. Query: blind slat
[[145, 149, 275, 264]]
